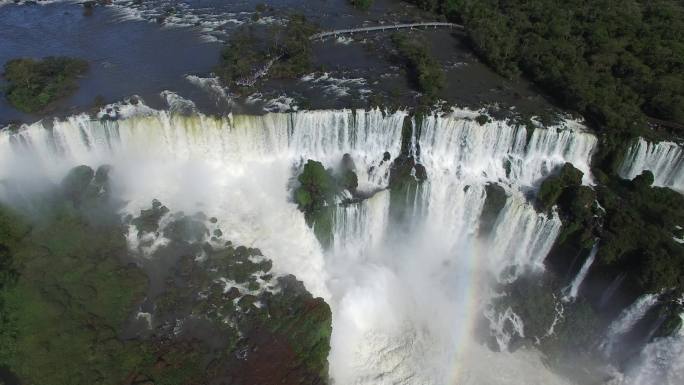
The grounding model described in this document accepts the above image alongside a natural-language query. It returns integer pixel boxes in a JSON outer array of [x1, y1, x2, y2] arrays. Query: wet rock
[[132, 200, 170, 236], [225, 287, 241, 301], [414, 163, 428, 181], [388, 154, 416, 188], [341, 153, 356, 171], [61, 165, 94, 202], [163, 215, 208, 243], [238, 294, 257, 310], [480, 183, 507, 237]]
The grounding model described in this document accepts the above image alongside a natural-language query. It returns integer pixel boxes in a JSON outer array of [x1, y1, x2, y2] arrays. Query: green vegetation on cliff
[[0, 167, 150, 385], [539, 162, 684, 298], [2, 56, 88, 113], [595, 172, 684, 295], [294, 156, 365, 248], [295, 160, 338, 212], [537, 163, 584, 212], [216, 15, 317, 88]]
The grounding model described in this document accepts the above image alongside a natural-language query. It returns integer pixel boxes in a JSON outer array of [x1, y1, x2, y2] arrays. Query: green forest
[[2, 57, 88, 113], [216, 14, 317, 90], [406, 0, 684, 143]]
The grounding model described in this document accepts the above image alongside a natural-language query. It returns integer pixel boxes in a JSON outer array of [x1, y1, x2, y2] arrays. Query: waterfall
[[410, 109, 591, 281], [619, 138, 684, 192], [330, 191, 390, 260], [619, 313, 684, 385], [602, 294, 660, 357], [562, 242, 599, 302], [418, 112, 597, 187], [0, 107, 409, 301], [0, 105, 600, 385], [0, 109, 406, 189], [484, 306, 526, 352], [485, 195, 561, 281]]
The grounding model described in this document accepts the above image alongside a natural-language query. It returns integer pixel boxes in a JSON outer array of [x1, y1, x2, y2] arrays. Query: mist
[[0, 99, 680, 385]]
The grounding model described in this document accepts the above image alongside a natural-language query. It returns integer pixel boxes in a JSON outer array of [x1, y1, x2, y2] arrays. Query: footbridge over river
[[310, 22, 464, 40]]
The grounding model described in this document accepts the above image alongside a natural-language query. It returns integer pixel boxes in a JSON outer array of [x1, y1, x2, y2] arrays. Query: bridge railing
[[309, 22, 464, 40]]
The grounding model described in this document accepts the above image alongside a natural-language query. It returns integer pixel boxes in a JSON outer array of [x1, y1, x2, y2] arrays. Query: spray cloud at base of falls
[[0, 102, 603, 384], [601, 294, 661, 358]]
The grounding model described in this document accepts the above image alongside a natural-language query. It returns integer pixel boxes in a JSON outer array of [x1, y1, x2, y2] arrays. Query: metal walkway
[[310, 22, 464, 40]]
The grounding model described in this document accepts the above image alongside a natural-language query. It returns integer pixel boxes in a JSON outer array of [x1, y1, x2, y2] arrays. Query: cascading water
[[484, 196, 562, 281], [618, 314, 684, 385], [0, 107, 407, 299], [619, 138, 684, 192], [418, 112, 597, 186], [601, 294, 660, 357], [0, 104, 599, 385], [562, 242, 599, 302]]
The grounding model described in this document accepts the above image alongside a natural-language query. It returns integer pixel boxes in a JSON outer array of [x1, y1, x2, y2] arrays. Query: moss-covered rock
[[537, 163, 584, 211], [163, 214, 209, 243], [338, 153, 359, 193], [632, 170, 655, 190], [131, 199, 170, 236], [480, 183, 507, 237], [295, 160, 337, 212]]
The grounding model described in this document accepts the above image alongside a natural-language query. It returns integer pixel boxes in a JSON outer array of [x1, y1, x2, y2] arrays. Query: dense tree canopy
[[406, 0, 684, 140], [216, 15, 317, 89], [392, 33, 446, 100], [2, 57, 88, 113]]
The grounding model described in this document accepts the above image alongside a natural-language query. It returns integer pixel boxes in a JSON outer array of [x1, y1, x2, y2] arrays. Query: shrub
[[216, 15, 317, 88], [392, 33, 446, 99], [537, 163, 584, 211], [294, 160, 337, 212], [349, 0, 374, 10], [2, 57, 88, 113]]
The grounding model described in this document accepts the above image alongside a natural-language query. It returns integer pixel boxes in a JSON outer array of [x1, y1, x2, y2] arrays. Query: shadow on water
[[0, 366, 20, 385], [0, 0, 561, 122]]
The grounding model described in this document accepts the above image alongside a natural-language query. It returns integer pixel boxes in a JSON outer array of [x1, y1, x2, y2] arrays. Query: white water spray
[[418, 113, 597, 187], [613, 314, 684, 385], [619, 138, 684, 192], [562, 242, 599, 302], [602, 294, 660, 357], [0, 105, 600, 385]]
